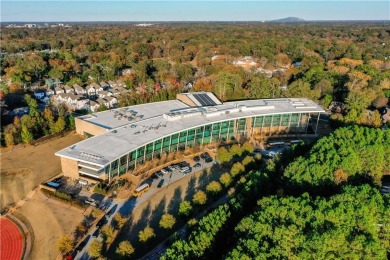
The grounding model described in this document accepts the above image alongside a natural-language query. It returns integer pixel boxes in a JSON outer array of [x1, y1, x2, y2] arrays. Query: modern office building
[[55, 92, 324, 181]]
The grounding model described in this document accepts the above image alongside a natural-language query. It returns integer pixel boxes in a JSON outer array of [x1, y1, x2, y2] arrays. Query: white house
[[63, 85, 74, 94], [85, 84, 96, 98], [98, 90, 113, 99], [55, 86, 65, 95], [73, 84, 86, 95], [89, 101, 100, 112], [104, 96, 118, 108]]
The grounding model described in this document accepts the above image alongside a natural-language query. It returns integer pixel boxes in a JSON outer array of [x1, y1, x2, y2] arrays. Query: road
[[74, 158, 215, 259]]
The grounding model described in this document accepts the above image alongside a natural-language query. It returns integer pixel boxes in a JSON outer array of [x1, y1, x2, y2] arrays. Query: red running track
[[0, 217, 23, 260]]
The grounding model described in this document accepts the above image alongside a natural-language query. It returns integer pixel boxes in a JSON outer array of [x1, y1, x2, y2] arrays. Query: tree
[[76, 223, 87, 234], [101, 224, 115, 243], [242, 156, 255, 167], [116, 241, 135, 257], [57, 235, 73, 255], [88, 239, 102, 259], [113, 213, 126, 229], [220, 173, 232, 187], [139, 226, 155, 243], [193, 190, 207, 205], [52, 116, 66, 134], [333, 168, 348, 184], [206, 181, 222, 195], [217, 147, 232, 164], [231, 162, 245, 177], [229, 144, 243, 157], [179, 200, 192, 217], [91, 208, 104, 219], [241, 142, 254, 154], [159, 214, 176, 230]]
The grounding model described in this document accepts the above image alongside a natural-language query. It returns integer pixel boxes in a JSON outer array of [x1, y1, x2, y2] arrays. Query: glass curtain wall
[[106, 113, 320, 179]]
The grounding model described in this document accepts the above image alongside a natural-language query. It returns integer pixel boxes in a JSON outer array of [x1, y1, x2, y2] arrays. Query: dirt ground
[[0, 132, 84, 208], [0, 132, 85, 259], [15, 192, 84, 260]]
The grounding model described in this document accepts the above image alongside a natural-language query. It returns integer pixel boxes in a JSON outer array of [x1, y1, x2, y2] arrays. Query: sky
[[1, 1, 389, 22]]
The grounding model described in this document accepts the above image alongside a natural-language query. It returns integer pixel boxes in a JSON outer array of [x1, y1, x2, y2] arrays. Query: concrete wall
[[75, 117, 107, 136], [60, 157, 79, 179]]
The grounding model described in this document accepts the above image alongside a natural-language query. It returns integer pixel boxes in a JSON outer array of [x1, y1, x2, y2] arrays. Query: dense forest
[[1, 22, 389, 123], [162, 126, 390, 259]]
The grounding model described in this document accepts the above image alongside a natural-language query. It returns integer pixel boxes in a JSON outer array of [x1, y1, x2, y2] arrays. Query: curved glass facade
[[104, 112, 320, 180]]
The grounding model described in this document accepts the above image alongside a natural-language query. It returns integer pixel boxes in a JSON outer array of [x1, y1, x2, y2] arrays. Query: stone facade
[[60, 157, 79, 179], [75, 117, 107, 136]]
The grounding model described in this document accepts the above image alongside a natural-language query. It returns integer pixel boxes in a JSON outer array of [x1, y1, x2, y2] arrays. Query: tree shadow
[[148, 196, 167, 228], [184, 175, 197, 201], [167, 187, 183, 215]]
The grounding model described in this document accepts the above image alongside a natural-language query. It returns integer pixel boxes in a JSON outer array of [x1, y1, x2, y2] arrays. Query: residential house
[[46, 87, 55, 97], [89, 101, 100, 112], [55, 86, 65, 95], [108, 80, 118, 88], [99, 81, 110, 91], [104, 96, 118, 108], [73, 84, 86, 95], [85, 84, 97, 98], [98, 90, 113, 99], [63, 85, 74, 94], [92, 82, 104, 93]]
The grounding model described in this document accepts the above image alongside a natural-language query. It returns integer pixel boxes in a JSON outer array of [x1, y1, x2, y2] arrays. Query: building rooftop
[[56, 93, 324, 167]]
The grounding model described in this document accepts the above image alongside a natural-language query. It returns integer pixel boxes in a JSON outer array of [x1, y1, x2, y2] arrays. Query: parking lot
[[145, 154, 215, 191]]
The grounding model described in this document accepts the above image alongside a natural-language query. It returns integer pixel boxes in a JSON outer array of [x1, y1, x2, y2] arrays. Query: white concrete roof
[[56, 96, 324, 167]]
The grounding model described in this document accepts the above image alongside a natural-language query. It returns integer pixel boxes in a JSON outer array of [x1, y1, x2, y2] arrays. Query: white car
[[161, 168, 169, 174]]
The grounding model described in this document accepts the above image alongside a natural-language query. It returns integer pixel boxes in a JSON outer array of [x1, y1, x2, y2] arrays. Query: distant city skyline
[[1, 1, 389, 22]]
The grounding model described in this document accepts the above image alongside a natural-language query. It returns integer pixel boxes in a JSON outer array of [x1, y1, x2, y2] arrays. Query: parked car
[[183, 167, 192, 174], [151, 173, 159, 179], [156, 171, 164, 178], [180, 166, 190, 173], [85, 198, 98, 207], [380, 186, 390, 194], [200, 152, 210, 159], [193, 162, 201, 168], [161, 168, 169, 174], [193, 155, 200, 162], [168, 165, 175, 171], [205, 157, 213, 163], [157, 179, 165, 188]]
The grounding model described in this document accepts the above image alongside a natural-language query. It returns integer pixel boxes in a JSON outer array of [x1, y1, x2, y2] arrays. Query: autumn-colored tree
[[139, 226, 155, 243], [57, 235, 73, 255], [206, 181, 222, 195], [333, 168, 348, 184], [87, 239, 102, 259], [193, 190, 207, 205], [220, 173, 232, 187], [116, 241, 135, 257], [179, 201, 192, 217], [101, 224, 115, 243], [113, 213, 126, 229], [160, 214, 176, 230]]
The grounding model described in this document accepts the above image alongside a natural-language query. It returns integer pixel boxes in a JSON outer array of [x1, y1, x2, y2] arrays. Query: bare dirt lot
[[1, 132, 85, 259], [16, 192, 84, 260], [0, 132, 84, 208]]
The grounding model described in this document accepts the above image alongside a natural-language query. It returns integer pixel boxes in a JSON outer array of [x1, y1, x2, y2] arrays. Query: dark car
[[193, 156, 200, 162], [75, 239, 87, 252], [151, 173, 159, 179], [178, 161, 189, 167], [193, 162, 201, 168], [201, 152, 211, 159], [183, 167, 192, 174], [157, 179, 165, 188], [205, 157, 213, 163]]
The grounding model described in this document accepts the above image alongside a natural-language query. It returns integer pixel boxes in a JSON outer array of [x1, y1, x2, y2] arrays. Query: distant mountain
[[269, 17, 305, 22]]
